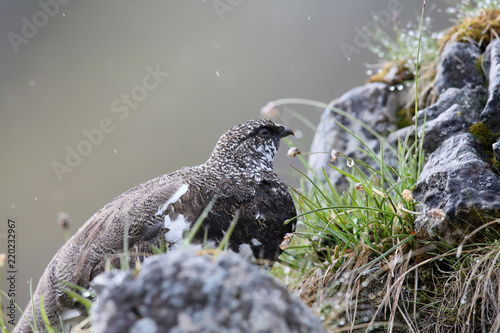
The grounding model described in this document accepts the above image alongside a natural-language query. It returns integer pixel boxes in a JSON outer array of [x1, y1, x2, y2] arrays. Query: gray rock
[[415, 87, 487, 124], [481, 39, 493, 77], [419, 104, 470, 153], [480, 39, 500, 128], [91, 251, 326, 333], [414, 86, 487, 154], [308, 82, 407, 191], [413, 133, 500, 245], [493, 139, 500, 162], [434, 42, 485, 94]]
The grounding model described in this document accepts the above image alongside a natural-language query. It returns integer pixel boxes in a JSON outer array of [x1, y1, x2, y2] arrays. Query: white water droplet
[[34, 197, 38, 201], [216, 71, 220, 77], [346, 159, 355, 167], [62, 12, 65, 16], [114, 149, 117, 154]]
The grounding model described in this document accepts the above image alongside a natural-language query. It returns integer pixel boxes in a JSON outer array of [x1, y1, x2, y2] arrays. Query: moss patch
[[396, 107, 415, 129], [367, 60, 415, 85], [440, 8, 500, 50], [469, 121, 500, 173], [470, 121, 495, 147]]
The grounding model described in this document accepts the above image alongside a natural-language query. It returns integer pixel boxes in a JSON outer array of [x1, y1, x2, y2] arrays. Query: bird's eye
[[258, 128, 271, 136]]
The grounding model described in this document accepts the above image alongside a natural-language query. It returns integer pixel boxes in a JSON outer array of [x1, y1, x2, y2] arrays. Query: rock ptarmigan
[[15, 119, 297, 333]]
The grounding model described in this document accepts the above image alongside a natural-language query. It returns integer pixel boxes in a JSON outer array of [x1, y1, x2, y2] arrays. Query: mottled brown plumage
[[15, 119, 296, 333]]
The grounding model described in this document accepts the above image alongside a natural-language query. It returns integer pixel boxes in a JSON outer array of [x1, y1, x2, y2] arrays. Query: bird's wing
[[53, 179, 188, 290], [20, 178, 190, 331]]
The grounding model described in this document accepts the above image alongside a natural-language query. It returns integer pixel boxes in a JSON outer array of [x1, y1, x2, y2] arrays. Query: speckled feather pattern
[[14, 119, 296, 333]]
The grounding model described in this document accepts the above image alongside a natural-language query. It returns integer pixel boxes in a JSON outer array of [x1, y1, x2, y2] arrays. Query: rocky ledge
[[310, 38, 500, 247]]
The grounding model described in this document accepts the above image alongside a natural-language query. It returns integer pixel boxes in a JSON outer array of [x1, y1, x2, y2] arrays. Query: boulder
[[480, 39, 500, 128], [91, 251, 326, 333], [434, 42, 484, 94], [415, 86, 488, 153], [413, 133, 500, 245], [308, 82, 407, 191]]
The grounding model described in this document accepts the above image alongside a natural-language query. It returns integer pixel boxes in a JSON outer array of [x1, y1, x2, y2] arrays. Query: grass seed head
[[402, 189, 413, 202], [260, 101, 279, 118], [287, 147, 301, 158]]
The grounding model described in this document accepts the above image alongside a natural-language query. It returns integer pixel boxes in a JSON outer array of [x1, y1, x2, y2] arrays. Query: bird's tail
[[13, 266, 64, 333]]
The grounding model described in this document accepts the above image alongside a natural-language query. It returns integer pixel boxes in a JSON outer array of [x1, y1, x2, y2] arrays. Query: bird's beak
[[280, 126, 294, 138]]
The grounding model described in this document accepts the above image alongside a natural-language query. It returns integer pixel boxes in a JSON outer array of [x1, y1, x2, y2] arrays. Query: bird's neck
[[204, 154, 274, 174]]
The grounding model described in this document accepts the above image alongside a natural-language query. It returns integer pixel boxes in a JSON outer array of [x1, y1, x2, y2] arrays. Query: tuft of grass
[[364, 0, 500, 111], [269, 2, 500, 332], [361, 1, 440, 110], [441, 4, 500, 50], [418, 235, 500, 331], [445, 0, 500, 19], [272, 103, 422, 330], [271, 2, 422, 331], [267, 10, 429, 318], [363, 16, 439, 80]]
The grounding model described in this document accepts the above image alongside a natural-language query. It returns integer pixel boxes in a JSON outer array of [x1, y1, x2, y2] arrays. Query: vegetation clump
[[440, 7, 500, 50], [367, 60, 414, 85], [470, 121, 496, 147], [366, 1, 500, 110]]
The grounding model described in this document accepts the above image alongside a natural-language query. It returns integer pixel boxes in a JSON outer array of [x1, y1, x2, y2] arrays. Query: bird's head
[[208, 119, 294, 172]]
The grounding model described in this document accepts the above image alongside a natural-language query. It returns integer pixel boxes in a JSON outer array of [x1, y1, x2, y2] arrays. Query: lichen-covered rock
[[415, 86, 488, 153], [480, 39, 500, 128], [434, 42, 485, 94], [415, 86, 488, 124], [308, 82, 407, 191], [413, 133, 500, 245], [91, 251, 326, 333]]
